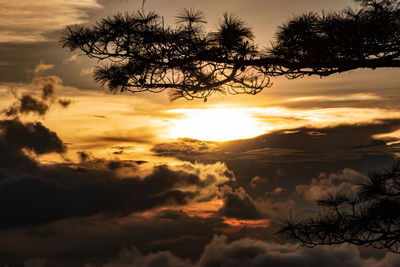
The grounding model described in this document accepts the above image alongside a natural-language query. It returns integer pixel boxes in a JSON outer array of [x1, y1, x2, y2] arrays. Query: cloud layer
[[0, 0, 101, 42], [99, 235, 400, 267], [0, 157, 235, 228]]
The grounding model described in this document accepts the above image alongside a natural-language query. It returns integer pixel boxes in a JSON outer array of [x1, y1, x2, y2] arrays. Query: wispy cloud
[[62, 55, 81, 64], [286, 93, 382, 103], [0, 0, 102, 43], [33, 61, 54, 74], [80, 67, 94, 76]]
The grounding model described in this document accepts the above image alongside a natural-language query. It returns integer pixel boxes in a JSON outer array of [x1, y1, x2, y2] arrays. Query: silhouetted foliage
[[61, 0, 400, 100], [278, 162, 400, 253], [272, 0, 400, 78]]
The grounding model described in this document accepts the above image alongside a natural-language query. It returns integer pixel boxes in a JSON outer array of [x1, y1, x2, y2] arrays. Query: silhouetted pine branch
[[278, 161, 400, 253], [61, 0, 400, 100]]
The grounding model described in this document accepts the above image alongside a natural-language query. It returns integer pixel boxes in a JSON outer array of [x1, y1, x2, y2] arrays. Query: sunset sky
[[2, 0, 400, 266]]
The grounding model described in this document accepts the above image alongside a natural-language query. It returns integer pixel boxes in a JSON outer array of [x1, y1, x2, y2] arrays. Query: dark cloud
[[77, 151, 92, 161], [58, 99, 72, 108], [0, 119, 66, 170], [152, 138, 218, 157], [217, 120, 400, 155], [80, 128, 156, 145], [17, 94, 49, 115], [218, 186, 263, 220], [3, 75, 72, 117], [94, 115, 107, 118], [0, 210, 225, 266], [0, 118, 233, 230], [112, 145, 135, 155], [0, 119, 66, 155], [94, 235, 400, 267], [0, 162, 232, 228], [95, 135, 152, 143], [35, 76, 57, 99], [106, 160, 137, 170]]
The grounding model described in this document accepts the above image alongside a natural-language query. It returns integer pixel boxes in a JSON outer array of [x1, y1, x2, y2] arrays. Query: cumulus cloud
[[218, 186, 263, 220], [101, 247, 191, 267], [0, 0, 102, 42], [251, 168, 371, 221], [296, 168, 368, 201]]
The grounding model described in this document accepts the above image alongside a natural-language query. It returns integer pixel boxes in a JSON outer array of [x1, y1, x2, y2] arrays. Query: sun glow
[[168, 108, 267, 142]]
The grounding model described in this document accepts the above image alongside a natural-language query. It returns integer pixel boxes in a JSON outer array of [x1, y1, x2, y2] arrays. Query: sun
[[168, 108, 266, 142]]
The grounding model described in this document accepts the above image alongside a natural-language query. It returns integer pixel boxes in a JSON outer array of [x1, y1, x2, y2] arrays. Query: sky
[[1, 0, 400, 266]]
